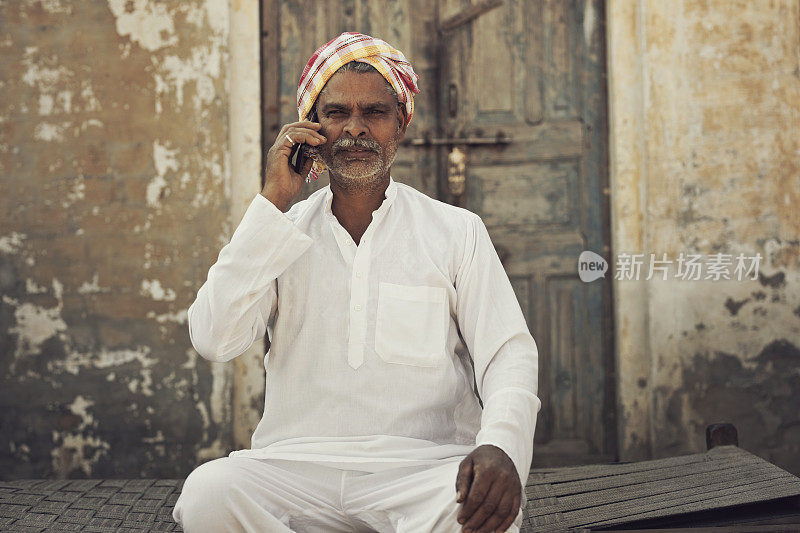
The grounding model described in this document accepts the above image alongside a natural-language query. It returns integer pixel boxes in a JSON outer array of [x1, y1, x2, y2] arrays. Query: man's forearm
[[473, 332, 541, 488], [188, 194, 313, 362], [475, 386, 540, 486]]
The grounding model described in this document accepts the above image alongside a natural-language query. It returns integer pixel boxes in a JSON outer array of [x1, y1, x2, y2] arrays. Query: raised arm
[[188, 120, 326, 362], [188, 194, 314, 362]]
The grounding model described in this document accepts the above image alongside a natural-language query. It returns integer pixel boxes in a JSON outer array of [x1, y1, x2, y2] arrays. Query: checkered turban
[[296, 32, 421, 181]]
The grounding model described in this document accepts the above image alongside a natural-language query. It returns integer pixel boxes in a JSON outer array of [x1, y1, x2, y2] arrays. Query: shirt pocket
[[374, 282, 448, 367]]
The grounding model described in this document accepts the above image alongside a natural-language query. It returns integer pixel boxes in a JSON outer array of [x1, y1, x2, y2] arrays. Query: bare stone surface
[[607, 0, 800, 474]]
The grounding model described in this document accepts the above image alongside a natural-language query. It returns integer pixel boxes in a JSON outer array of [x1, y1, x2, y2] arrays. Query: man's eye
[[367, 110, 385, 115], [327, 111, 344, 117]]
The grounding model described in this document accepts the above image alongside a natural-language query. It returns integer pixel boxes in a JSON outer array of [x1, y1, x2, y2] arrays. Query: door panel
[[439, 0, 614, 466], [265, 0, 614, 467], [472, 162, 579, 227]]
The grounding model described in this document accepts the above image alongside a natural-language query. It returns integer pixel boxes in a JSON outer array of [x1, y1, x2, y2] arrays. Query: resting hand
[[455, 444, 521, 533]]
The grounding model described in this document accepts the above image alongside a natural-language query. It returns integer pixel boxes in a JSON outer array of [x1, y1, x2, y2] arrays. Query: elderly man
[[173, 32, 540, 533]]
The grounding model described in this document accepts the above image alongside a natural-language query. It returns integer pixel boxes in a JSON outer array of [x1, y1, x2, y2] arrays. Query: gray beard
[[313, 136, 400, 194]]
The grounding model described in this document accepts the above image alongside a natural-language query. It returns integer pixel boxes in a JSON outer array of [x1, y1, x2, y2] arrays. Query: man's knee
[[182, 458, 238, 504], [173, 458, 239, 530]]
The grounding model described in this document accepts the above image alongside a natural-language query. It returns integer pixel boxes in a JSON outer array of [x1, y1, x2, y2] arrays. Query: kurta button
[[355, 271, 363, 278], [354, 304, 362, 311]]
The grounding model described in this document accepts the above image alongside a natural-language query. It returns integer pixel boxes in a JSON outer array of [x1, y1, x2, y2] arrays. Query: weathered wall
[[608, 0, 800, 474], [0, 0, 261, 478]]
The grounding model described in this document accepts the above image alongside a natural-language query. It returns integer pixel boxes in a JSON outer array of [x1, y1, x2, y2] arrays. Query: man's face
[[313, 70, 407, 189]]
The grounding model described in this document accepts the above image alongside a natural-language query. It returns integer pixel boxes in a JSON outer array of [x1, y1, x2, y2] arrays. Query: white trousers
[[172, 456, 523, 533]]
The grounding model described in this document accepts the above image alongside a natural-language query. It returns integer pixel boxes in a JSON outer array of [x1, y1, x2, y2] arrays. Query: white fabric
[[188, 176, 541, 490], [172, 456, 523, 532]]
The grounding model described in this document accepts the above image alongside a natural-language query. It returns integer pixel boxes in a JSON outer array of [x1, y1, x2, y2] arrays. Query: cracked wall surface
[[0, 0, 262, 478], [608, 0, 800, 474]]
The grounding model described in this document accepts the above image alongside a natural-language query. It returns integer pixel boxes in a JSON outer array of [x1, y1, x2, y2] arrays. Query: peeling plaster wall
[[608, 0, 800, 474], [1, 0, 261, 478], [227, 0, 266, 452]]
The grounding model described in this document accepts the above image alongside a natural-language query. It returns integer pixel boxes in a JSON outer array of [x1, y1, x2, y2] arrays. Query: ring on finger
[[285, 134, 296, 145]]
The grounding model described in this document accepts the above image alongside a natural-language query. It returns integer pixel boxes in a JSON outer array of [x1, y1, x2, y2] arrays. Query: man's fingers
[[275, 122, 326, 147], [461, 479, 502, 532], [271, 130, 327, 168], [276, 123, 323, 148], [457, 468, 492, 525], [455, 457, 473, 503], [496, 494, 521, 533], [280, 120, 323, 134], [277, 129, 326, 150], [477, 489, 515, 533], [288, 126, 326, 141]]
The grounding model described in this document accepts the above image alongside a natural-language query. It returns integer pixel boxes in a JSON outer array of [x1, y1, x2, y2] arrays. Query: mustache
[[304, 137, 381, 162], [332, 137, 381, 153]]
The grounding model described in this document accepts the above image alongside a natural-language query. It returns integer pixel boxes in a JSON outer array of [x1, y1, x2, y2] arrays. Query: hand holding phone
[[288, 108, 319, 174], [288, 142, 310, 175], [261, 110, 325, 212]]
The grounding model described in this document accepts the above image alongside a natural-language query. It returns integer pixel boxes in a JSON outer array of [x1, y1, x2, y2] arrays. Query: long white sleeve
[[188, 194, 314, 362], [454, 213, 541, 486]]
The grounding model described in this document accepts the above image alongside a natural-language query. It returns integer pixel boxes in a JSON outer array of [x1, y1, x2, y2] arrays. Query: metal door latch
[[448, 146, 467, 196], [403, 131, 511, 197]]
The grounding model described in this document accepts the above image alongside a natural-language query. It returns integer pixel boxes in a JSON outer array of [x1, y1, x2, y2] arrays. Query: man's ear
[[397, 103, 409, 139]]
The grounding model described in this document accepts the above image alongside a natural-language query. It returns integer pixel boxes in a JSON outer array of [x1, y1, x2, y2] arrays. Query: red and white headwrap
[[296, 32, 421, 181]]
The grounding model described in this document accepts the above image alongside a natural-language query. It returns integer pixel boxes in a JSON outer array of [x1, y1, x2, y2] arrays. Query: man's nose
[[343, 113, 368, 138]]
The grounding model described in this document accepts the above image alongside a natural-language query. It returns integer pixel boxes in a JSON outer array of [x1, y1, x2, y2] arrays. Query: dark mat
[[2, 446, 799, 532], [0, 478, 183, 532]]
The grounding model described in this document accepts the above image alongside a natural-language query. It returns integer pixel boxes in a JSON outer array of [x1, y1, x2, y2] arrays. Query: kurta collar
[[323, 175, 398, 219]]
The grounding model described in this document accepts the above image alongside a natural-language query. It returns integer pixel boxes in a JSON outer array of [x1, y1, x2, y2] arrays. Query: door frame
[[256, 0, 618, 465]]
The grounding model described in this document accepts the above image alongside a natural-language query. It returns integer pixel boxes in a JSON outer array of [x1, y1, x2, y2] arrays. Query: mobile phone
[[289, 109, 319, 174]]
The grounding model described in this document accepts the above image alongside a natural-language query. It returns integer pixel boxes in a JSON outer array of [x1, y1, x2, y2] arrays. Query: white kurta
[[188, 176, 541, 487]]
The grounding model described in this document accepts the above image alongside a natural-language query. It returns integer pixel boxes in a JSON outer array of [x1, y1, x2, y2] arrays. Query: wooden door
[[263, 0, 615, 467]]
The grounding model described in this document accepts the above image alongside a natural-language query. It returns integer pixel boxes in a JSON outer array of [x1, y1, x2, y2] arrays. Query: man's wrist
[[260, 190, 290, 212]]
